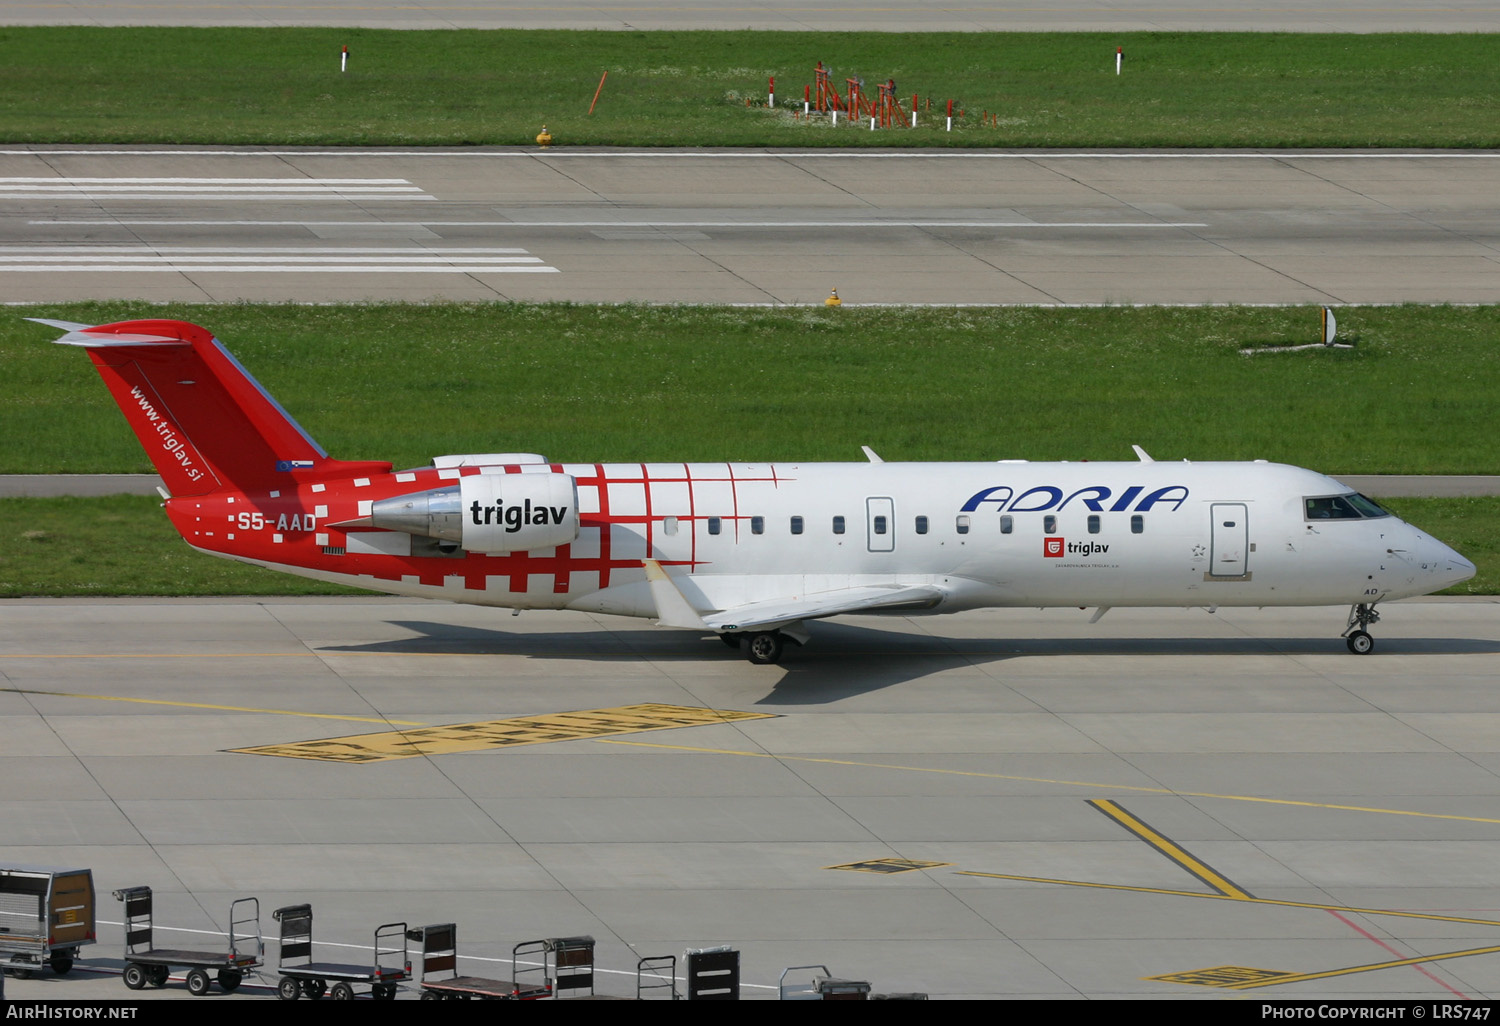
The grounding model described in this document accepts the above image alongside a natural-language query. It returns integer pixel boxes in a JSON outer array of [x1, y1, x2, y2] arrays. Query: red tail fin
[[44, 318, 390, 496]]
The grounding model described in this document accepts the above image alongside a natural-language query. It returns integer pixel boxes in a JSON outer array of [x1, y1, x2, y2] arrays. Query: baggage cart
[[112, 886, 262, 995], [779, 964, 871, 1001], [409, 923, 552, 1001], [1, 865, 95, 977], [273, 903, 409, 1000]]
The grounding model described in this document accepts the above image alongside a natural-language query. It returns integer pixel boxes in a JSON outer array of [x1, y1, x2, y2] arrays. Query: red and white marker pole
[[946, 99, 953, 132], [341, 45, 348, 73], [769, 76, 775, 108], [1116, 46, 1122, 75]]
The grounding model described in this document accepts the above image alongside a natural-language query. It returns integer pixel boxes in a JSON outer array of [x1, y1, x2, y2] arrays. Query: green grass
[[0, 496, 362, 598], [1, 28, 1499, 147], [1, 495, 1490, 598], [7, 302, 1500, 476]]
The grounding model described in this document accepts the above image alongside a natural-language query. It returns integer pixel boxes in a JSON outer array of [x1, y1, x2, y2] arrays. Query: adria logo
[[1044, 537, 1065, 558]]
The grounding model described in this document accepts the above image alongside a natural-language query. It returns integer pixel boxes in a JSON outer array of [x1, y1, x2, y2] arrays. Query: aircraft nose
[[1425, 536, 1476, 591]]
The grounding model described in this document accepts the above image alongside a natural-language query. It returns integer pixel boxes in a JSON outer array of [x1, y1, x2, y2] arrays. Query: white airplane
[[45, 317, 1475, 664]]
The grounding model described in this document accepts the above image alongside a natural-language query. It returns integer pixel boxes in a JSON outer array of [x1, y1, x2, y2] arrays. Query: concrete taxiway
[[4, 148, 1500, 307], [4, 597, 1500, 1000]]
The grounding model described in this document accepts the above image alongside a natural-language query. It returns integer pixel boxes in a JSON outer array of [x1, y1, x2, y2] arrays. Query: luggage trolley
[[273, 903, 409, 1001], [409, 924, 553, 1001], [1, 864, 96, 978], [112, 886, 262, 996]]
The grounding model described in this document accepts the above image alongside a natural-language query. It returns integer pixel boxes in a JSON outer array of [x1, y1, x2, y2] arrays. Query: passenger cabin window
[[1087, 514, 1101, 534], [833, 516, 846, 535], [956, 515, 971, 535], [915, 515, 929, 535], [1043, 515, 1057, 533], [751, 516, 764, 535], [1000, 515, 1013, 535], [790, 515, 804, 535], [663, 516, 679, 536], [707, 517, 722, 535], [1131, 514, 1144, 534]]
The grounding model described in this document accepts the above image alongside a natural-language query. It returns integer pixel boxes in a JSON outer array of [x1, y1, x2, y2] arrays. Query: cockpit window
[[1306, 496, 1360, 520], [1345, 493, 1391, 519], [1305, 493, 1391, 521]]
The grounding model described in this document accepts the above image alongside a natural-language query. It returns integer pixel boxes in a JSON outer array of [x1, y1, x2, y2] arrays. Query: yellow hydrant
[[824, 289, 842, 307], [536, 125, 552, 148]]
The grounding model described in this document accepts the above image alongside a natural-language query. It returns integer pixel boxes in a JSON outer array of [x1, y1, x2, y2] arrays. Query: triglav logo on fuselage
[[470, 498, 570, 534], [960, 484, 1190, 514]]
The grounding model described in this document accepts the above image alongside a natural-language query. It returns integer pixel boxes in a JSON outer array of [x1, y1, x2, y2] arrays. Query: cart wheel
[[49, 954, 74, 975], [122, 963, 147, 990], [374, 983, 399, 1000], [305, 978, 327, 1000], [186, 968, 211, 996], [420, 990, 443, 1000], [330, 982, 355, 1001], [277, 976, 301, 1001], [149, 966, 169, 988], [218, 969, 243, 993]]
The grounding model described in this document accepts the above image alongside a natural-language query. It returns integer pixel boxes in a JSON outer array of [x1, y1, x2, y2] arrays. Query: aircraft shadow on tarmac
[[312, 619, 1500, 705]]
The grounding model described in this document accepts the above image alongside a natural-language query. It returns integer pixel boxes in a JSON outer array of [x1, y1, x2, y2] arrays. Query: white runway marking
[[0, 245, 556, 274], [0, 176, 433, 200]]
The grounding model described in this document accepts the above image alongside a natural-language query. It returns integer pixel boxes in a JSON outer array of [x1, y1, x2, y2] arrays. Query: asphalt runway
[[1, 0, 1495, 31], [5, 147, 1500, 307], [4, 597, 1500, 1001]]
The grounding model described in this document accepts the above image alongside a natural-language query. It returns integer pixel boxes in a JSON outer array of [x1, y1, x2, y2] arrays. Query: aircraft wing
[[643, 561, 943, 632], [703, 584, 945, 631]]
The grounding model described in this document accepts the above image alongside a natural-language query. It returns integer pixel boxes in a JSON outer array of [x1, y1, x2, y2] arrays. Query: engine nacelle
[[369, 473, 579, 553]]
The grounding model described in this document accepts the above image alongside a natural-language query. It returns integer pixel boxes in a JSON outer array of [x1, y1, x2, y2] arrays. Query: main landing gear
[[719, 630, 797, 665], [1342, 602, 1381, 655]]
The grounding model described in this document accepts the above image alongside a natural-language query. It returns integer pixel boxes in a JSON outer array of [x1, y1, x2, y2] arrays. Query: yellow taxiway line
[[0, 687, 426, 725]]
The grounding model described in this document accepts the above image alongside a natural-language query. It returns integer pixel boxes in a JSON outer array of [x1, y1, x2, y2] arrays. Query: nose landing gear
[[1342, 602, 1381, 654]]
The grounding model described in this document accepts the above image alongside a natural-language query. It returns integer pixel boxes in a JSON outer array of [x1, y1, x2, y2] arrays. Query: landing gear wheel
[[217, 969, 243, 993], [330, 982, 355, 1001], [740, 631, 784, 665], [49, 955, 74, 975], [304, 978, 327, 1000], [185, 968, 211, 996], [277, 976, 301, 1001], [1343, 602, 1382, 655], [122, 963, 147, 990]]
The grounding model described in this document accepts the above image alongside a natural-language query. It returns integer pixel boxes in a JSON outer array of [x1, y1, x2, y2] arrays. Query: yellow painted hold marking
[[826, 859, 951, 875], [231, 704, 776, 763], [0, 687, 425, 725], [597, 739, 1500, 826], [1089, 798, 1251, 899], [1222, 944, 1500, 990], [1147, 966, 1293, 987]]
